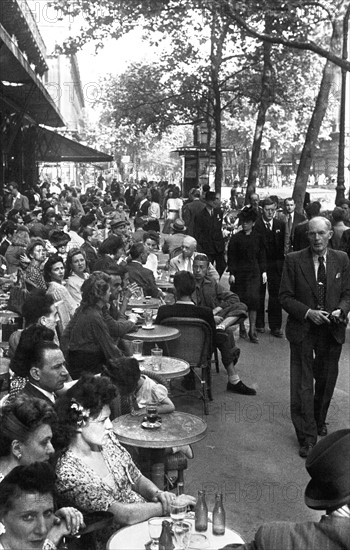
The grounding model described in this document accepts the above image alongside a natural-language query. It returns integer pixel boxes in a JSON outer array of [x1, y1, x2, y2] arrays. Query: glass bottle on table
[[159, 520, 174, 550], [212, 492, 226, 535], [194, 490, 208, 532]]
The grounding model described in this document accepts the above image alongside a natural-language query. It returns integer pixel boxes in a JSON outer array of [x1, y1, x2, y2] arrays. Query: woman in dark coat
[[227, 207, 267, 343]]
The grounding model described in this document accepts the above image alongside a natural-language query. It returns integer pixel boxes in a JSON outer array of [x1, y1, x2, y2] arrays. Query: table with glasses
[[125, 325, 180, 357], [107, 516, 245, 549], [141, 356, 190, 381]]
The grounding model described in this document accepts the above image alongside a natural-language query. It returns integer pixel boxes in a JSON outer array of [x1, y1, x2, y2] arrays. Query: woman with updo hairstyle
[[62, 271, 124, 379], [44, 254, 77, 335], [0, 462, 84, 550], [0, 396, 56, 480], [54, 374, 194, 548]]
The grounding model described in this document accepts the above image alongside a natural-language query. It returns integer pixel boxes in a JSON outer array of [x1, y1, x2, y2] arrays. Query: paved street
[[171, 310, 350, 543]]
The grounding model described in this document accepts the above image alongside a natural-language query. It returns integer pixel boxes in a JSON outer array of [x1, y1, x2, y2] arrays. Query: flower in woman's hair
[[70, 399, 90, 427]]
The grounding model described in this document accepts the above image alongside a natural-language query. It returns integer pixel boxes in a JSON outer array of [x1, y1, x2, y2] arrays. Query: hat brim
[[304, 477, 350, 510], [111, 222, 127, 228], [170, 223, 187, 232]]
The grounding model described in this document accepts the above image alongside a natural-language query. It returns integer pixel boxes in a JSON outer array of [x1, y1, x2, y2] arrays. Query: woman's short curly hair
[[53, 374, 116, 451], [44, 254, 64, 283], [0, 396, 57, 458], [81, 271, 110, 307], [64, 247, 86, 278]]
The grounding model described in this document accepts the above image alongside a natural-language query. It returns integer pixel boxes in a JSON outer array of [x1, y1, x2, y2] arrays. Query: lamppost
[[336, 4, 350, 205]]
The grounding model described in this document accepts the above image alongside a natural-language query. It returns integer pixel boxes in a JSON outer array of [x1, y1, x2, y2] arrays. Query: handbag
[[7, 269, 29, 315]]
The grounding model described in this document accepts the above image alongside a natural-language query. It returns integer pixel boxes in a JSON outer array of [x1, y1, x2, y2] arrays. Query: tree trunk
[[293, 21, 341, 212], [245, 16, 274, 202], [210, 12, 229, 197]]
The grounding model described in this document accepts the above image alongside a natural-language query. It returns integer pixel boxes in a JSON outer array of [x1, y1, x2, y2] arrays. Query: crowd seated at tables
[[0, 180, 348, 550]]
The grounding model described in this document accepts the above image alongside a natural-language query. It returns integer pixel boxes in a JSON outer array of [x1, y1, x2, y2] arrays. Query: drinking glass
[[132, 340, 143, 360], [151, 348, 163, 371], [148, 517, 163, 550], [144, 309, 153, 328], [146, 403, 158, 424], [172, 520, 192, 549], [170, 501, 187, 523]]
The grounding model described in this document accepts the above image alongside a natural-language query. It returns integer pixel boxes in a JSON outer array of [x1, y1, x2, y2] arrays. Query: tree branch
[[222, 2, 350, 71]]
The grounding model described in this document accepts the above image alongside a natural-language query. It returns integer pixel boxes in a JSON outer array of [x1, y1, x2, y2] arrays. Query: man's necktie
[[288, 214, 292, 233], [265, 222, 271, 231], [317, 256, 326, 309]]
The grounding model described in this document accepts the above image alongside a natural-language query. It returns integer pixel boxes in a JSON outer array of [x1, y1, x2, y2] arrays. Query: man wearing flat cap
[[223, 430, 350, 550]]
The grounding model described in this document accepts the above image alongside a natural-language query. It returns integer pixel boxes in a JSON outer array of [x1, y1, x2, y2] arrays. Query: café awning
[[36, 126, 114, 163], [0, 22, 64, 127]]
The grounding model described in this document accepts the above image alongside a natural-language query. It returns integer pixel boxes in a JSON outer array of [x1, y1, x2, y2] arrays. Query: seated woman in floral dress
[[53, 375, 195, 548]]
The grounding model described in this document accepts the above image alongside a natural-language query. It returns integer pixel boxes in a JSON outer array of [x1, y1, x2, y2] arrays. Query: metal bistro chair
[[159, 317, 213, 415]]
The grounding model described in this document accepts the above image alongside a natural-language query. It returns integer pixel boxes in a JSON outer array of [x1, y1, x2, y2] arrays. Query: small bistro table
[[113, 411, 207, 449], [141, 356, 190, 381], [107, 517, 245, 550], [128, 297, 160, 310]]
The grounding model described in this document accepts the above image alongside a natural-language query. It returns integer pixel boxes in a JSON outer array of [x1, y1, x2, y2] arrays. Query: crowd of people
[[0, 177, 349, 549]]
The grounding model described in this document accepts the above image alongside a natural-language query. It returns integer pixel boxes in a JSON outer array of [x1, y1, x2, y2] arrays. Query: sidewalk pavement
[[172, 322, 350, 543]]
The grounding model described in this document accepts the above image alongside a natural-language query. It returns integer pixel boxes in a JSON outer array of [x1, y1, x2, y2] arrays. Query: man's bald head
[[182, 236, 197, 258]]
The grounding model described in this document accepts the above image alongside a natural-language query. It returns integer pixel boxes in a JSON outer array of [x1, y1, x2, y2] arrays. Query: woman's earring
[[16, 453, 22, 461]]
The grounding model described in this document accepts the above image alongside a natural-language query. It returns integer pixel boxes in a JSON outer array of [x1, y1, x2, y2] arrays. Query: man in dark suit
[[8, 181, 29, 211], [279, 217, 350, 458], [126, 243, 163, 298], [284, 197, 306, 253], [194, 191, 226, 276], [19, 341, 69, 405], [182, 188, 205, 237], [254, 197, 285, 336], [135, 188, 150, 217], [225, 430, 350, 550]]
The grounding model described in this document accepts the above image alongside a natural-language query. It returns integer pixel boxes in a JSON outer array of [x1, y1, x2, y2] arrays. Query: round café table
[[124, 325, 179, 356], [124, 325, 179, 343], [141, 356, 190, 381], [113, 411, 206, 490], [128, 297, 160, 310], [113, 411, 207, 449], [107, 517, 245, 550]]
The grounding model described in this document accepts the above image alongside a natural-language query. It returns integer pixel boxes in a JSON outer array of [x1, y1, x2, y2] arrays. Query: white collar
[[29, 383, 55, 402]]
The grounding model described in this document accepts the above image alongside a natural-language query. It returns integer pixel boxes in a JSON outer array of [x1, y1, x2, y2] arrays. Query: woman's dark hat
[[304, 429, 350, 510], [240, 206, 257, 223]]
